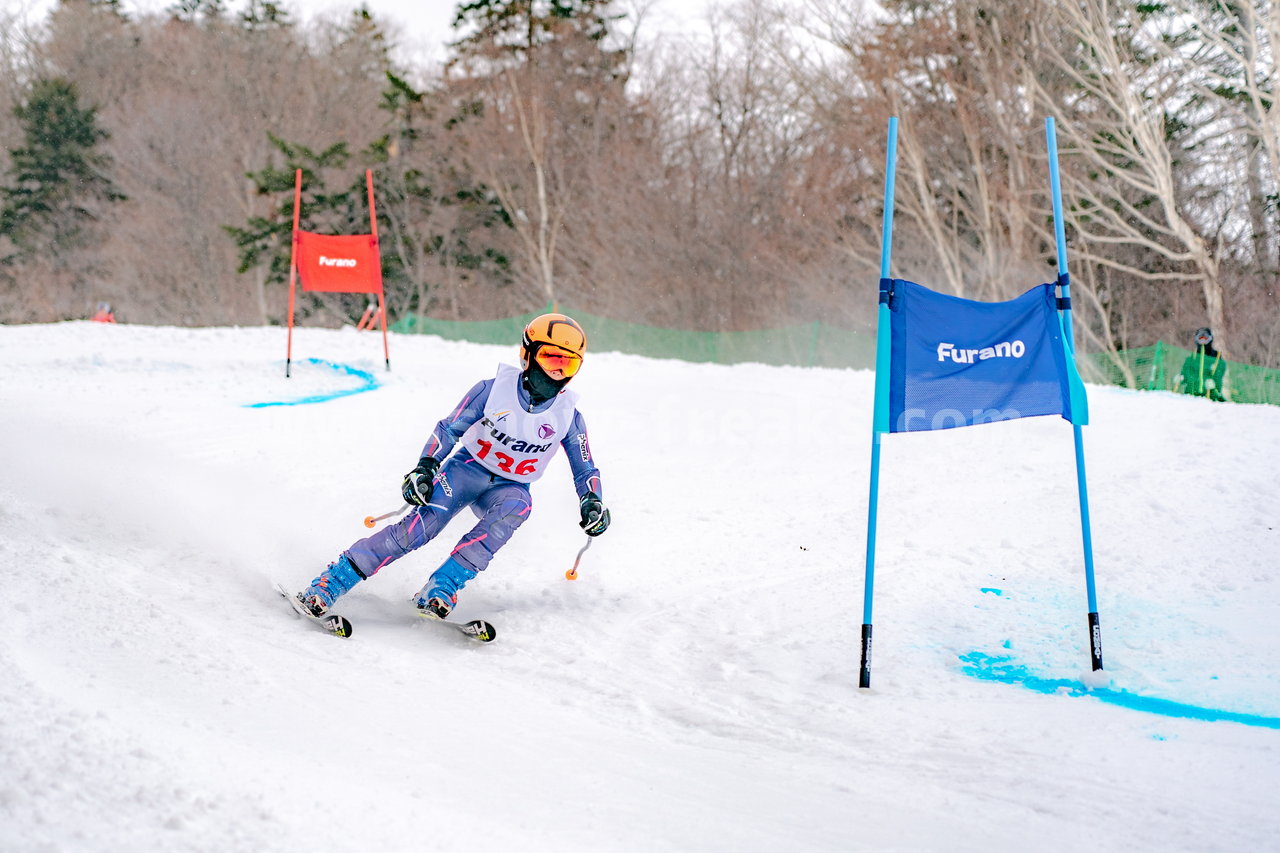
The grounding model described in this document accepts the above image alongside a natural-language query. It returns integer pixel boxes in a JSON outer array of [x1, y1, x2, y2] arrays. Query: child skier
[[295, 312, 610, 619]]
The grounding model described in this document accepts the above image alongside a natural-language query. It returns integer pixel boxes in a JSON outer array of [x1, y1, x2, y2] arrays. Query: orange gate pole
[[367, 169, 390, 371], [285, 168, 303, 378]]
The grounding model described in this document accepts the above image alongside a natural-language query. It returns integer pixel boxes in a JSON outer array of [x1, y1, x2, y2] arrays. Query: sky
[[2, 320, 1278, 851]]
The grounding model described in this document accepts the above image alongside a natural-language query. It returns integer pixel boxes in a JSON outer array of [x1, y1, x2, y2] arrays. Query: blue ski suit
[[342, 369, 603, 581]]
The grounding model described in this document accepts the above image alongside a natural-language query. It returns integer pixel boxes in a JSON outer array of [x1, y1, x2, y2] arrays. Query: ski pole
[[565, 536, 593, 580], [364, 503, 411, 528]]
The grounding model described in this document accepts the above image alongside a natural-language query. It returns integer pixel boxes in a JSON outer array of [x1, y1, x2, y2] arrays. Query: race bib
[[460, 364, 578, 483]]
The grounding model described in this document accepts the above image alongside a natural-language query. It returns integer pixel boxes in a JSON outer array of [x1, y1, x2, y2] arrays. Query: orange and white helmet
[[520, 313, 587, 379]]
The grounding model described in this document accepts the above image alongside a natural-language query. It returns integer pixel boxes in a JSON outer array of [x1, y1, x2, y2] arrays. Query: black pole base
[[859, 623, 873, 688], [286, 358, 292, 379], [1088, 611, 1104, 671]]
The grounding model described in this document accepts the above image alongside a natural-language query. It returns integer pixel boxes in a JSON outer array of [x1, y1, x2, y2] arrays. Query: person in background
[[1174, 327, 1228, 402], [90, 302, 115, 323], [294, 312, 611, 620]]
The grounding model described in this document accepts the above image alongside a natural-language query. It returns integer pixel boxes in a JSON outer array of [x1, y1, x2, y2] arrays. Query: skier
[[294, 312, 610, 620]]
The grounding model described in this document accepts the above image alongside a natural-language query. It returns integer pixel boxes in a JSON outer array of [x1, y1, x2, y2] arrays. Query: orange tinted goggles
[[535, 344, 583, 377]]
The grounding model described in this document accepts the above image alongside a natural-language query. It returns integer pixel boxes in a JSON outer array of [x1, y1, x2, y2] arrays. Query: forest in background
[[0, 0, 1276, 367]]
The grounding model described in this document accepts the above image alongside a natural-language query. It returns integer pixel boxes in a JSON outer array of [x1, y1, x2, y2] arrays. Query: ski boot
[[297, 554, 364, 617], [414, 557, 477, 621]]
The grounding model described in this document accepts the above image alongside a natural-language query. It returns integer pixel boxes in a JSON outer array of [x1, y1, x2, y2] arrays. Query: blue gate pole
[[861, 116, 898, 688], [1046, 117, 1104, 671]]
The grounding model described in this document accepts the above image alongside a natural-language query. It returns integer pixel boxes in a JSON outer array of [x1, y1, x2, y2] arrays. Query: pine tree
[[366, 71, 513, 319], [449, 0, 628, 83], [223, 134, 354, 298], [0, 78, 124, 263]]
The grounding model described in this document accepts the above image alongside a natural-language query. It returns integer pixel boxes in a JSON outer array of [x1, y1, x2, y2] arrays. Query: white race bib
[[460, 364, 578, 483]]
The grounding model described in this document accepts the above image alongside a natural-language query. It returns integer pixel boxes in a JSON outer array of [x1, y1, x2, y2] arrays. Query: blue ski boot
[[414, 557, 477, 620], [297, 554, 364, 617]]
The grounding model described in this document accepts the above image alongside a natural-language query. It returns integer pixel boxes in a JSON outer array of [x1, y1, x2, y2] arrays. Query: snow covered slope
[[1, 322, 1277, 852]]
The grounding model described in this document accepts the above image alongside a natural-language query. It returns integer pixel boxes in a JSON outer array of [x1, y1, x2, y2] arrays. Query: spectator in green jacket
[[1175, 327, 1228, 402]]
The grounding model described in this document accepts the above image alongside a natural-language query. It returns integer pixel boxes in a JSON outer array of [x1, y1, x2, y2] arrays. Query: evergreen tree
[[452, 0, 614, 50], [223, 135, 356, 324], [165, 0, 227, 23], [449, 0, 628, 81], [367, 71, 513, 319], [0, 78, 123, 263], [239, 0, 292, 31], [225, 72, 516, 326]]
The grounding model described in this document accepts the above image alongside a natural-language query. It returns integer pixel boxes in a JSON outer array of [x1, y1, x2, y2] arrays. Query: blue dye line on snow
[[244, 358, 379, 408], [979, 587, 1004, 596], [959, 651, 1280, 730]]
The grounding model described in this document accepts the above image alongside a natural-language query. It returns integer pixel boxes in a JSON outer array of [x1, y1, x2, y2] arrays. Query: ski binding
[[275, 583, 353, 638]]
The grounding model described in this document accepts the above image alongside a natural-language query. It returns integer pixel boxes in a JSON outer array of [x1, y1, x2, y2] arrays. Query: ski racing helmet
[[520, 313, 587, 402]]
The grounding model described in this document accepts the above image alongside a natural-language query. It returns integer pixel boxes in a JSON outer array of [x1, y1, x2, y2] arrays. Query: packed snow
[[2, 321, 1277, 852]]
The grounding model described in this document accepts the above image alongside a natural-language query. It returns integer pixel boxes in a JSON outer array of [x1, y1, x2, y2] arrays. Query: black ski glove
[[578, 491, 610, 537], [401, 457, 440, 506]]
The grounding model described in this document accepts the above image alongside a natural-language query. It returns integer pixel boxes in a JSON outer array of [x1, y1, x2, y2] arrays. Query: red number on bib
[[475, 439, 536, 477]]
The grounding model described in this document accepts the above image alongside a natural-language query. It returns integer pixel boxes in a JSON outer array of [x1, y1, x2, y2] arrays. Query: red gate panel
[[295, 231, 382, 294]]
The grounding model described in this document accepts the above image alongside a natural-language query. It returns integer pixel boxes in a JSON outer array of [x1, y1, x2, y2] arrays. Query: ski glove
[[401, 457, 440, 506], [578, 491, 611, 537]]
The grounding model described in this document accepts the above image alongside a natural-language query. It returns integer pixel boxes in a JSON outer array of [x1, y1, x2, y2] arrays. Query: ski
[[417, 609, 497, 643], [274, 583, 353, 638]]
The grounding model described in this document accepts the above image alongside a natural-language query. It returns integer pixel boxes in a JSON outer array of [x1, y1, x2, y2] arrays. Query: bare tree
[[475, 66, 567, 308], [1032, 0, 1232, 348], [1151, 0, 1279, 366], [846, 2, 1056, 300], [31, 2, 388, 325], [444, 0, 630, 312], [1167, 0, 1279, 275], [2, 0, 1274, 369]]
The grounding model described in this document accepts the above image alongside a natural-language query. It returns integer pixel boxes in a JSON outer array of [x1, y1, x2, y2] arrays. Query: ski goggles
[[534, 344, 583, 378]]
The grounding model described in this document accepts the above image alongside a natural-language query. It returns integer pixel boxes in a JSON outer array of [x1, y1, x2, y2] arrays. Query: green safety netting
[[1081, 342, 1280, 406], [392, 310, 878, 370], [393, 313, 1278, 406]]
